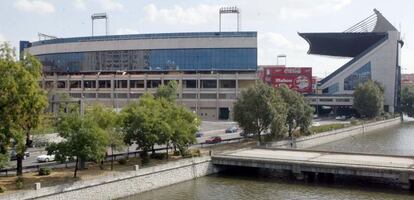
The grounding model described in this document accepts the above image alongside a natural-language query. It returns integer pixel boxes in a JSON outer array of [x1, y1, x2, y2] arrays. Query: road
[[6, 121, 241, 169]]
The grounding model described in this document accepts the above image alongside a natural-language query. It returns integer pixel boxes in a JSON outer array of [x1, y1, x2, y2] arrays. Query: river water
[[121, 120, 414, 200]]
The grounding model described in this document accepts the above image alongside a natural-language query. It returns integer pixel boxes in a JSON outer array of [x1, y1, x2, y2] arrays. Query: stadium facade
[[21, 32, 258, 120], [300, 9, 403, 113]]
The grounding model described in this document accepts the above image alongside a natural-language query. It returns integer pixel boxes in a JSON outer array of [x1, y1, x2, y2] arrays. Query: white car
[[37, 154, 55, 162]]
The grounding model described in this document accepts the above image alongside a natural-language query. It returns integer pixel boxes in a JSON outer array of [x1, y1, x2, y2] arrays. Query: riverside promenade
[[212, 148, 414, 189]]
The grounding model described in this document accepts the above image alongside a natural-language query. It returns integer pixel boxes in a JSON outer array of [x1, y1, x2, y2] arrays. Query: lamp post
[[115, 70, 127, 112]]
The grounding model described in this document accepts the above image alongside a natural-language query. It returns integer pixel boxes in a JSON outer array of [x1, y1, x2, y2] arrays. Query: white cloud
[[73, 0, 87, 10], [98, 0, 123, 11], [279, 0, 352, 19], [14, 0, 55, 14], [116, 28, 139, 35], [144, 4, 219, 25]]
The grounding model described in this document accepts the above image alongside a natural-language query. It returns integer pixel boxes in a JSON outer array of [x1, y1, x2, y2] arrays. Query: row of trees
[[48, 81, 199, 177], [0, 43, 48, 175], [233, 82, 314, 144]]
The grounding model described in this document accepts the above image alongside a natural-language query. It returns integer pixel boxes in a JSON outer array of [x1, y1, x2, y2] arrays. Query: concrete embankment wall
[[271, 117, 401, 149], [2, 156, 218, 200]]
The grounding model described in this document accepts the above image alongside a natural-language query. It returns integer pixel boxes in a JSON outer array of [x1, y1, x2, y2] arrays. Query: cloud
[[14, 0, 55, 14], [143, 4, 219, 25], [98, 0, 123, 11], [73, 0, 87, 10], [115, 28, 139, 35], [279, 0, 351, 19]]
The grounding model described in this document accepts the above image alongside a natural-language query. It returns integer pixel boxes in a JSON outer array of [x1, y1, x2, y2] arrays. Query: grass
[[309, 123, 347, 134]]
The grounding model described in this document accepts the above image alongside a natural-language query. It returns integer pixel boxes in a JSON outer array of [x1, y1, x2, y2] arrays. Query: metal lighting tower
[[219, 6, 241, 32], [91, 13, 108, 36]]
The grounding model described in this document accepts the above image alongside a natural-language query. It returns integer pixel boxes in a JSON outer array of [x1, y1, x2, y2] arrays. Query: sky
[[0, 0, 413, 77]]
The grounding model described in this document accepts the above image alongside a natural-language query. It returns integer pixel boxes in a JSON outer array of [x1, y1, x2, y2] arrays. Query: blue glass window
[[35, 48, 257, 73], [344, 62, 371, 90], [322, 82, 339, 94]]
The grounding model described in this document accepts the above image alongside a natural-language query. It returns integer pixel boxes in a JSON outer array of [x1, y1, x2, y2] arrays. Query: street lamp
[[115, 70, 127, 111]]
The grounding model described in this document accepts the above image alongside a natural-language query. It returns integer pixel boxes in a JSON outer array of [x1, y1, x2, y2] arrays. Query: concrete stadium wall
[[270, 117, 401, 149], [2, 156, 219, 200]]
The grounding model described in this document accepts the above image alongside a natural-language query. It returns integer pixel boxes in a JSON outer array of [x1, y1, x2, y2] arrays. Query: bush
[[150, 153, 167, 160], [173, 151, 180, 156], [309, 124, 346, 134], [190, 149, 201, 157], [139, 152, 150, 165], [118, 158, 128, 165], [38, 167, 52, 176], [350, 119, 359, 125], [16, 176, 24, 189], [0, 185, 5, 193]]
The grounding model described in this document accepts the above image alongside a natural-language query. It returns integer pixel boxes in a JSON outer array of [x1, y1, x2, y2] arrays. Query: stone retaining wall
[[2, 156, 218, 200], [270, 117, 401, 149]]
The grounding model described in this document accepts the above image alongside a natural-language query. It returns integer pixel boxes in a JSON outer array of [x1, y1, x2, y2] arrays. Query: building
[[21, 32, 258, 121], [300, 9, 403, 113], [259, 65, 313, 94], [401, 73, 414, 86]]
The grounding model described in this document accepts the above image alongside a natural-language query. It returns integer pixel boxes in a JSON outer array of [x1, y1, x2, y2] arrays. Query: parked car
[[10, 150, 30, 161], [37, 154, 55, 162], [225, 126, 238, 133], [195, 131, 204, 138], [205, 136, 222, 144]]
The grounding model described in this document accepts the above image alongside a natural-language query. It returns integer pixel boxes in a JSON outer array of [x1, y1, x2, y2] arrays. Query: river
[[121, 120, 414, 200]]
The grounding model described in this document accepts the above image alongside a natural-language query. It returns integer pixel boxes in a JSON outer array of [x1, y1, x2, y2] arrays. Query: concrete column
[[235, 72, 239, 98], [144, 74, 148, 91], [399, 173, 411, 190], [216, 73, 220, 120], [127, 74, 131, 103]]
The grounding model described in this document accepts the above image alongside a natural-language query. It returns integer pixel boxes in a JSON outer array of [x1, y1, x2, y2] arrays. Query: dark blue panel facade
[[343, 62, 371, 90], [322, 82, 339, 94]]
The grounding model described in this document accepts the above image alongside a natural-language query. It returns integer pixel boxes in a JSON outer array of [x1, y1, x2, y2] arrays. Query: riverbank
[[1, 156, 219, 200], [270, 117, 401, 149]]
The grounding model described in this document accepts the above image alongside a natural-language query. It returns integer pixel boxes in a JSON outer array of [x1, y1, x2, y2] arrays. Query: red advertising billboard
[[261, 66, 312, 94]]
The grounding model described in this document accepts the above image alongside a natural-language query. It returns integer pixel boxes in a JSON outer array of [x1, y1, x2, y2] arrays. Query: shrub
[[173, 151, 180, 156], [139, 152, 150, 165], [0, 185, 5, 193], [190, 149, 201, 157], [150, 153, 167, 160], [38, 167, 52, 176], [118, 158, 127, 165], [350, 119, 359, 125], [16, 176, 24, 189], [309, 124, 345, 134]]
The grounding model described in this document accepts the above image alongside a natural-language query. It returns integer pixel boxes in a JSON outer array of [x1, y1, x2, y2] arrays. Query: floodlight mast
[[219, 6, 241, 32], [91, 13, 108, 36]]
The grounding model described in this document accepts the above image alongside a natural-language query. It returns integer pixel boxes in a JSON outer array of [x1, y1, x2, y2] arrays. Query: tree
[[168, 104, 199, 156], [0, 43, 47, 175], [48, 112, 109, 178], [155, 80, 178, 102], [401, 85, 414, 117], [233, 81, 287, 144], [121, 94, 165, 164], [353, 80, 384, 118], [87, 104, 124, 170], [277, 86, 314, 138]]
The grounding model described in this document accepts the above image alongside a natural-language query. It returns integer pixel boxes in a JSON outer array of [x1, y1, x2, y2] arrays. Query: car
[[335, 115, 347, 120], [10, 150, 30, 161], [225, 126, 238, 133], [195, 132, 204, 138], [240, 131, 254, 137], [205, 136, 222, 144], [37, 154, 55, 162]]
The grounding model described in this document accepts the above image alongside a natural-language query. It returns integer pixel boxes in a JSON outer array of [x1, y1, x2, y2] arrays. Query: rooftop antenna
[[219, 6, 241, 32], [91, 13, 108, 36]]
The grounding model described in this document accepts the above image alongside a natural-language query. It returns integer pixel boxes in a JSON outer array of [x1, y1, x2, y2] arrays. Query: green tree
[[87, 104, 124, 170], [233, 81, 287, 144], [401, 85, 414, 117], [48, 112, 109, 178], [0, 43, 47, 175], [169, 104, 199, 156], [155, 80, 178, 102], [277, 86, 314, 138], [121, 94, 164, 164], [353, 80, 384, 118]]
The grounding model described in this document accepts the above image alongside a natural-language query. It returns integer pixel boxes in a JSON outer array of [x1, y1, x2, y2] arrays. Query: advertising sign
[[261, 66, 312, 94]]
